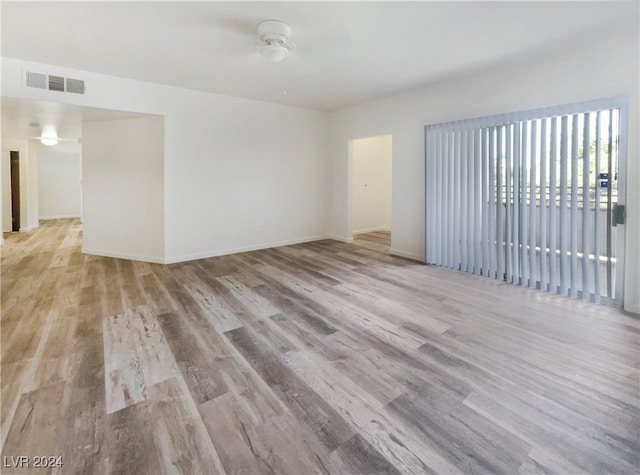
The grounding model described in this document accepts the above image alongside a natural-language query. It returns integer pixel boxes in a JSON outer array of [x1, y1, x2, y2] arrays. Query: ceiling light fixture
[[41, 124, 58, 146], [258, 20, 293, 63], [262, 42, 289, 63], [41, 137, 58, 146]]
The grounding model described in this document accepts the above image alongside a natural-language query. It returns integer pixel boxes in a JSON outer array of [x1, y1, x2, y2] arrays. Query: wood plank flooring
[[353, 231, 390, 253], [1, 219, 638, 474]]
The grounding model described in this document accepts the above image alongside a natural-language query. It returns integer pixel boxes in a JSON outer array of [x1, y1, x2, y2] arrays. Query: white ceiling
[[2, 1, 638, 112]]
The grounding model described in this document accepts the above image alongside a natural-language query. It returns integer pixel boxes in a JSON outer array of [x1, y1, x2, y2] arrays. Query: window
[[425, 97, 628, 305]]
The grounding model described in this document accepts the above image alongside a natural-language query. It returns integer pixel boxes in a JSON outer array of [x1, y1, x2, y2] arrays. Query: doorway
[[2, 150, 21, 233], [349, 134, 392, 252], [10, 151, 20, 232]]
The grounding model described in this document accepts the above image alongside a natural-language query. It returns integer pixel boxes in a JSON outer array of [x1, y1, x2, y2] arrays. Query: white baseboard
[[352, 226, 391, 235], [82, 247, 165, 264], [82, 236, 426, 266], [40, 215, 80, 220], [164, 234, 329, 264], [389, 248, 424, 262], [328, 234, 354, 243], [19, 223, 39, 232], [625, 303, 640, 315]]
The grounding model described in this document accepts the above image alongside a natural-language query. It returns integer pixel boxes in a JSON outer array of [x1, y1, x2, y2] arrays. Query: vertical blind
[[425, 98, 627, 304]]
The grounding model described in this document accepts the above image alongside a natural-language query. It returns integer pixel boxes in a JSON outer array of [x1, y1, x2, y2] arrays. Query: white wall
[[162, 92, 329, 263], [1, 57, 330, 264], [351, 134, 392, 235], [37, 151, 81, 219], [83, 116, 164, 262], [328, 28, 639, 313], [29, 141, 83, 226]]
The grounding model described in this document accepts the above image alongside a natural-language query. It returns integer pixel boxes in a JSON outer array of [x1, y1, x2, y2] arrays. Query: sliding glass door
[[425, 98, 628, 305]]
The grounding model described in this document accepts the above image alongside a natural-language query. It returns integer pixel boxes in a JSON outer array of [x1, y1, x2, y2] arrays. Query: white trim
[[164, 234, 329, 265], [39, 214, 81, 220], [82, 248, 165, 264], [352, 226, 391, 235], [390, 248, 424, 262], [19, 223, 39, 232], [328, 234, 354, 243], [626, 303, 640, 315]]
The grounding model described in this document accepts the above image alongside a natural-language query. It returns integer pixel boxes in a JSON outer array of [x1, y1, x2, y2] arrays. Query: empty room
[[1, 1, 638, 474]]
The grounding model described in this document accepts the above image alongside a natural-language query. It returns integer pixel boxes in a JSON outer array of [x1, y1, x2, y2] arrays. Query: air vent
[[25, 71, 86, 95], [48, 75, 65, 92], [65, 78, 85, 94], [26, 71, 46, 89]]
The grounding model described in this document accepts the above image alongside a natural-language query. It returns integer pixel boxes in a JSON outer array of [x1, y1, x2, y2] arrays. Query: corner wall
[[162, 91, 329, 263], [328, 28, 639, 313], [82, 116, 164, 262]]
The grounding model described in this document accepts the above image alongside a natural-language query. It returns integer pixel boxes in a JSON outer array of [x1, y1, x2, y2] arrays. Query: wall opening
[[349, 134, 393, 252], [1, 97, 163, 262], [2, 150, 21, 233], [10, 151, 21, 231]]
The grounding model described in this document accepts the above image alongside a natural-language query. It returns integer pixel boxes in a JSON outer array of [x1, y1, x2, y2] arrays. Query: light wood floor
[[1, 219, 638, 474], [353, 231, 391, 253]]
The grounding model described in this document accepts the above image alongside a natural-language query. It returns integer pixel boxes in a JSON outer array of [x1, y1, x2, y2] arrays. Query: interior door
[[10, 151, 20, 232]]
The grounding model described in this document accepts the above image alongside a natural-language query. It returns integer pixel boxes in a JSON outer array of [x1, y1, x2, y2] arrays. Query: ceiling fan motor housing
[[258, 20, 292, 45], [258, 20, 292, 62]]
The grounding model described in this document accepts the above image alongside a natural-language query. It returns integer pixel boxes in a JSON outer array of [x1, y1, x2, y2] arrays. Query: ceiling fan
[[205, 13, 351, 71], [258, 20, 294, 63]]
